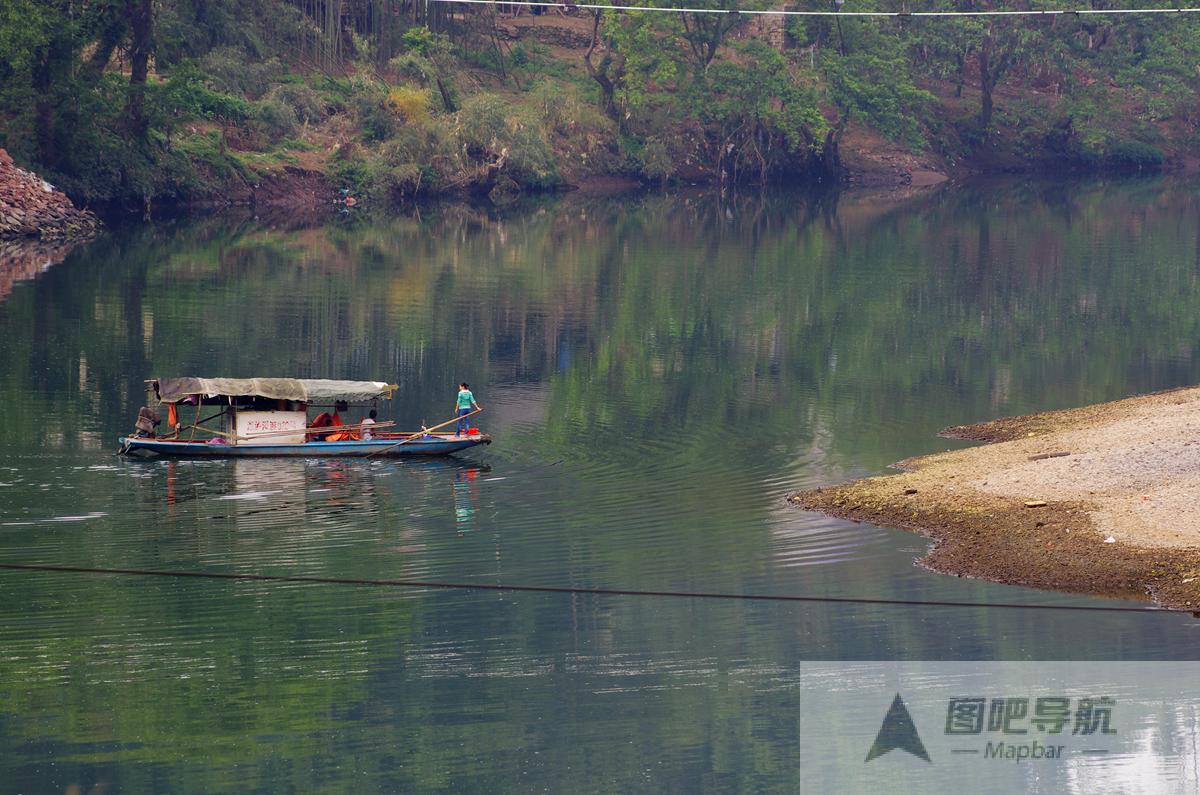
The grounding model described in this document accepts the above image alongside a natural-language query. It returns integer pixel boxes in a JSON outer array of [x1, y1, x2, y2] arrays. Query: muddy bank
[[790, 387, 1200, 611], [0, 149, 98, 240]]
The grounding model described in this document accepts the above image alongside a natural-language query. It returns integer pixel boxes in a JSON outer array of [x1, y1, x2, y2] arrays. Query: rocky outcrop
[[0, 149, 98, 240]]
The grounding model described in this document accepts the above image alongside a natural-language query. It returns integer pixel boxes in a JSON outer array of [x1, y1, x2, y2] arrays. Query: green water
[[3, 180, 1200, 792]]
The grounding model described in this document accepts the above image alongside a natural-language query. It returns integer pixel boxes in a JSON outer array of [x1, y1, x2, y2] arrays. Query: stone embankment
[[0, 149, 98, 240]]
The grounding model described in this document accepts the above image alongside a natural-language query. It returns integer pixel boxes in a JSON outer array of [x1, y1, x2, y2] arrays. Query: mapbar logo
[[865, 693, 930, 763]]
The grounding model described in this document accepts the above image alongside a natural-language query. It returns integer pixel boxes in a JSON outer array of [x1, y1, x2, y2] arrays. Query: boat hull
[[119, 435, 491, 458]]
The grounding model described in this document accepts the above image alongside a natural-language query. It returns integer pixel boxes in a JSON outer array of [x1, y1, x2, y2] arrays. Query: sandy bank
[[790, 386, 1200, 610]]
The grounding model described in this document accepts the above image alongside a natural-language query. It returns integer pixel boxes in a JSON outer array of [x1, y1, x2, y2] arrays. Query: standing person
[[455, 383, 481, 435], [134, 406, 161, 438], [361, 409, 377, 440]]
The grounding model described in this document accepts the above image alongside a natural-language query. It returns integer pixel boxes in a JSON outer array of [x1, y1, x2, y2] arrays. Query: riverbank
[[790, 387, 1200, 610]]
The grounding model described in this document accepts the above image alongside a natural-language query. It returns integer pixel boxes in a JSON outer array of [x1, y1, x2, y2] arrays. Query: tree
[[922, 1, 1046, 132], [125, 0, 154, 136], [678, 0, 752, 77], [701, 41, 831, 183], [584, 10, 624, 121]]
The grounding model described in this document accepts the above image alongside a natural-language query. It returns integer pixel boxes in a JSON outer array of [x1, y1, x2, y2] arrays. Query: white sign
[[235, 411, 307, 445]]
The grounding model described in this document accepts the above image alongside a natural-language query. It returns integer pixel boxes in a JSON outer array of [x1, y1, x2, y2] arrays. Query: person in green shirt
[[456, 382, 481, 435]]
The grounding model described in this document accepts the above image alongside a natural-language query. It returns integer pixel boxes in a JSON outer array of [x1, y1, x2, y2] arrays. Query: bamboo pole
[[366, 408, 483, 457], [180, 420, 395, 442]]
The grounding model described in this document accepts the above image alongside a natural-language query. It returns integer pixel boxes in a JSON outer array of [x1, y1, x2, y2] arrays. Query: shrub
[[330, 153, 381, 197], [346, 77, 395, 142], [640, 138, 674, 182], [387, 85, 431, 124], [253, 96, 299, 139], [1104, 140, 1164, 171], [263, 84, 327, 125], [154, 63, 252, 122], [200, 47, 285, 98], [456, 94, 557, 186]]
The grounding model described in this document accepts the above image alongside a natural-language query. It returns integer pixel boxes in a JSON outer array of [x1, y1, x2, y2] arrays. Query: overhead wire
[[427, 0, 1200, 17], [0, 561, 1181, 614]]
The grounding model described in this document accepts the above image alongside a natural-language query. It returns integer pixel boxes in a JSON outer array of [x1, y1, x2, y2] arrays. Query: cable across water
[[0, 561, 1178, 614]]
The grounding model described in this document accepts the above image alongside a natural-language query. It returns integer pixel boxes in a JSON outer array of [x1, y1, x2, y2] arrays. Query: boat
[[119, 377, 491, 458]]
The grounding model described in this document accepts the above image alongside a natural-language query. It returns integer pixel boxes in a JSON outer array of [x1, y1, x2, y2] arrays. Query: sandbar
[[790, 386, 1200, 610]]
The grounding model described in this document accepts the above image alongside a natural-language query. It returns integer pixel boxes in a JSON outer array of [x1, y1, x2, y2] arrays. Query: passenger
[[324, 401, 358, 442], [455, 382, 481, 435], [309, 410, 336, 441], [134, 406, 161, 438], [361, 409, 377, 440]]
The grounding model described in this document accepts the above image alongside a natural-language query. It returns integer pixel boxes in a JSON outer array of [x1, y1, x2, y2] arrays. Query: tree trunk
[[821, 124, 843, 179], [584, 10, 620, 122], [32, 46, 56, 166], [126, 0, 153, 137], [83, 20, 126, 83], [979, 43, 994, 130]]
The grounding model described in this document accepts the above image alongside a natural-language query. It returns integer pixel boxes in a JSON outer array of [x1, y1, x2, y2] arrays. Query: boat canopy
[[153, 377, 396, 404]]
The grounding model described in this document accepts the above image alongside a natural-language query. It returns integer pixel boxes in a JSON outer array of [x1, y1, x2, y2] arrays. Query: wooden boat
[[119, 376, 491, 458]]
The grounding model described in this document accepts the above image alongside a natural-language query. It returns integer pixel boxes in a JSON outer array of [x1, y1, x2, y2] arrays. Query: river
[[3, 180, 1200, 792]]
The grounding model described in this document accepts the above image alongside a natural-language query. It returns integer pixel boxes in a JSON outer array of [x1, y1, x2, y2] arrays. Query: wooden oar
[[366, 408, 483, 457]]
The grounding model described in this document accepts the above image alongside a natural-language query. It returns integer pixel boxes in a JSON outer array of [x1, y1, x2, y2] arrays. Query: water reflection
[[3, 179, 1200, 791]]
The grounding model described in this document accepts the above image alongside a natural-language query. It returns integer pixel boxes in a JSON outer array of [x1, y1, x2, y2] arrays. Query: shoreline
[[789, 386, 1200, 611]]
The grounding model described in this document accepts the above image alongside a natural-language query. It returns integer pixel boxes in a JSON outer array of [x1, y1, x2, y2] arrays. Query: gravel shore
[[791, 386, 1200, 610]]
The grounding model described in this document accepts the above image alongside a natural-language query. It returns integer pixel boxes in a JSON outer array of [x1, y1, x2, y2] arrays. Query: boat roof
[[152, 377, 396, 404]]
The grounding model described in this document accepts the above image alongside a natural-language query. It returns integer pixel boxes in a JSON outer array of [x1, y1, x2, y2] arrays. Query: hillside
[[1, 1, 1197, 213]]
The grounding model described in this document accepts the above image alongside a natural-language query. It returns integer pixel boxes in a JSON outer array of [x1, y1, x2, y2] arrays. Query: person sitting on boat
[[456, 383, 481, 435], [309, 403, 344, 441], [324, 401, 361, 442], [360, 409, 377, 440], [134, 406, 161, 438]]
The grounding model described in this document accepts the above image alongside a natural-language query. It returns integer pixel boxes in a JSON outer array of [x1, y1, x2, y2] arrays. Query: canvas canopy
[[154, 377, 394, 404]]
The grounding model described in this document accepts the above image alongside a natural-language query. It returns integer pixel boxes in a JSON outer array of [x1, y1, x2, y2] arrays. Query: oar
[[366, 408, 483, 457]]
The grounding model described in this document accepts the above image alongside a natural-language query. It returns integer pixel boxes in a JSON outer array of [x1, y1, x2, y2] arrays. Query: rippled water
[[4, 181, 1200, 792]]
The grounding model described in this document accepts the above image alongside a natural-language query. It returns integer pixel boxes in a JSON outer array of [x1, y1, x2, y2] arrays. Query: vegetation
[[2, 0, 1200, 208]]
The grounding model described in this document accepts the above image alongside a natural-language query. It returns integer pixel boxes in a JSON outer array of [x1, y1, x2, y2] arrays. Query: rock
[[0, 148, 97, 240], [1029, 451, 1071, 461]]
